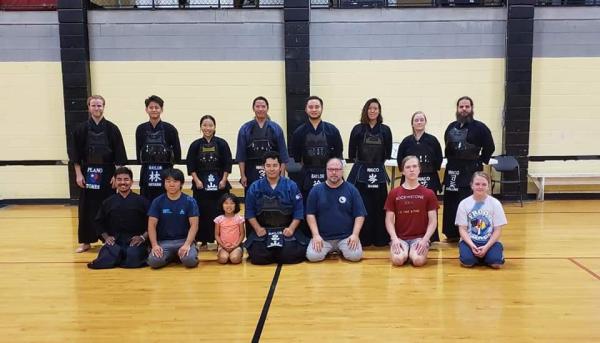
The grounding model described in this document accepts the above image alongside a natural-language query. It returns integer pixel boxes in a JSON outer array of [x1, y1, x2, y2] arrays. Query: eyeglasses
[[326, 168, 343, 172]]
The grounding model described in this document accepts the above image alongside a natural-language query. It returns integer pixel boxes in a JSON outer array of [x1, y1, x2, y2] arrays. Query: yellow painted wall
[[531, 58, 600, 157], [311, 59, 506, 157], [528, 58, 600, 194], [0, 166, 69, 199], [0, 62, 66, 161], [90, 61, 287, 184], [0, 62, 67, 199], [5, 58, 600, 199]]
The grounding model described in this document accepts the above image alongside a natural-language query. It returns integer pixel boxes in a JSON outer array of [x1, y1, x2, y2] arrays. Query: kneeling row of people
[[88, 153, 507, 269]]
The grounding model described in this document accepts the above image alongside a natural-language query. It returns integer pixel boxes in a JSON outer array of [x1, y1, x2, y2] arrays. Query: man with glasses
[[305, 158, 367, 262]]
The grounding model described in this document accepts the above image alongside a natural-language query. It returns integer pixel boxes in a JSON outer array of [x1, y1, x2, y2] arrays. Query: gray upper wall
[[310, 8, 507, 60], [0, 12, 60, 62], [534, 7, 600, 58], [88, 10, 284, 61], [3, 8, 600, 63]]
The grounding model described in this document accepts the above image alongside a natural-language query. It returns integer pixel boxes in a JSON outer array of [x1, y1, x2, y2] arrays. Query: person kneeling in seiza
[[306, 158, 367, 262], [147, 168, 200, 269], [88, 167, 150, 269], [384, 156, 439, 267], [244, 151, 307, 265]]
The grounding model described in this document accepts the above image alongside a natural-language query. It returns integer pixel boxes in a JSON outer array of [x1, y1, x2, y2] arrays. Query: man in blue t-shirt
[[306, 158, 367, 262], [147, 168, 200, 268]]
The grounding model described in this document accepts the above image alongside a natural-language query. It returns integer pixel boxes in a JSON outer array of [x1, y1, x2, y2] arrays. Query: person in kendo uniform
[[442, 96, 495, 242], [347, 98, 393, 247], [135, 95, 181, 202], [244, 151, 307, 265], [290, 96, 343, 237], [396, 111, 443, 241], [88, 167, 149, 269], [186, 115, 233, 248], [69, 95, 127, 253], [236, 96, 289, 192], [290, 96, 344, 202]]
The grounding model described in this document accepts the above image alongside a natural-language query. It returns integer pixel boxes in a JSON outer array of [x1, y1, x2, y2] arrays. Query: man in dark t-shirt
[[147, 168, 200, 269], [385, 156, 439, 267], [305, 158, 367, 262]]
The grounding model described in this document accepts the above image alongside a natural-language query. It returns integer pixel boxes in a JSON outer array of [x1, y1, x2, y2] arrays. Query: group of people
[[70, 94, 507, 270]]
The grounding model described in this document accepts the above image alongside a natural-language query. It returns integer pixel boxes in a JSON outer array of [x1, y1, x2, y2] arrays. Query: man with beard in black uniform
[[443, 96, 495, 242], [135, 95, 181, 202], [70, 95, 127, 253], [87, 167, 149, 269]]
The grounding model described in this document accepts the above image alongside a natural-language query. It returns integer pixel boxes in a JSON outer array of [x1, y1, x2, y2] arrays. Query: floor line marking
[[1, 257, 600, 265], [252, 263, 282, 343], [568, 258, 600, 281]]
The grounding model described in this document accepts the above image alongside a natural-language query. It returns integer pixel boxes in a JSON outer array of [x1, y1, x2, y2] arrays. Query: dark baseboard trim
[[0, 160, 67, 166], [0, 197, 244, 206], [0, 159, 241, 167], [529, 155, 600, 161], [435, 193, 600, 202], [533, 193, 600, 200], [0, 199, 77, 206]]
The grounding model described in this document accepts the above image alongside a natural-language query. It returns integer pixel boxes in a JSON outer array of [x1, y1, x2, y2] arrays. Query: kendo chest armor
[[246, 123, 276, 162], [196, 141, 220, 171], [407, 139, 435, 173], [257, 195, 293, 229], [357, 131, 385, 164], [302, 130, 330, 168], [446, 127, 480, 160], [86, 123, 113, 164], [141, 128, 173, 164]]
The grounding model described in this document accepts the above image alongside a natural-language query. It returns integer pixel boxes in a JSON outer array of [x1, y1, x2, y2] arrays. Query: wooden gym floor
[[0, 200, 599, 342]]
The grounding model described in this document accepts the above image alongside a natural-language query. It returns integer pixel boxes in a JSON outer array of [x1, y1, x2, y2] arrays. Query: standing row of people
[[70, 94, 499, 267]]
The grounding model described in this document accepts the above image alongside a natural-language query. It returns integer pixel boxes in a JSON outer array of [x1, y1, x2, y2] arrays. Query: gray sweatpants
[[147, 239, 199, 269], [306, 236, 363, 262]]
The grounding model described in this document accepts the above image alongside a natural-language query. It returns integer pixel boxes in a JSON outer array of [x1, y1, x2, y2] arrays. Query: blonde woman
[[456, 171, 507, 269]]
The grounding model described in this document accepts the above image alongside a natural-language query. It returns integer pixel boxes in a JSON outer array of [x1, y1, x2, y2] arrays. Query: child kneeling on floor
[[214, 193, 245, 264]]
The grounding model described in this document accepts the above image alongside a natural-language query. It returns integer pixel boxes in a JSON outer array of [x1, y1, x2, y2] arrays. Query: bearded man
[[442, 96, 495, 242]]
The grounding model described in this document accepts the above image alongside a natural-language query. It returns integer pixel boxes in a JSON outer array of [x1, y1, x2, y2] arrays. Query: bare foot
[[75, 243, 91, 253]]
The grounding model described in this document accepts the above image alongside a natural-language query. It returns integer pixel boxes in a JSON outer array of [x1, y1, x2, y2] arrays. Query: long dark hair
[[360, 98, 383, 125]]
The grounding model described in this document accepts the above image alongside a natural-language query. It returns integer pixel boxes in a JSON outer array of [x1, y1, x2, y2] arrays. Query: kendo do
[[442, 96, 495, 242], [135, 95, 181, 202], [244, 151, 307, 265]]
